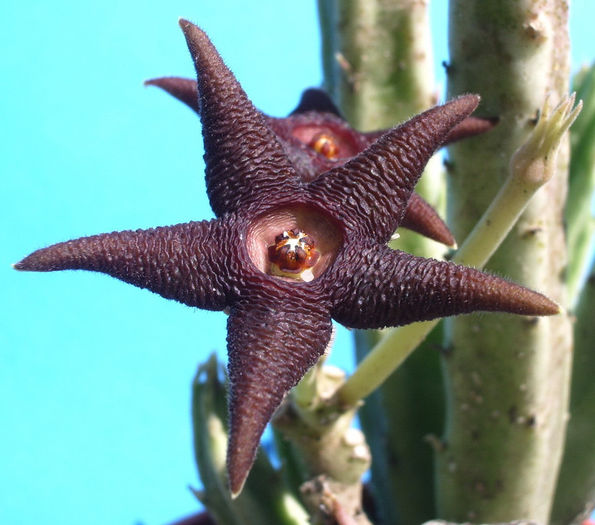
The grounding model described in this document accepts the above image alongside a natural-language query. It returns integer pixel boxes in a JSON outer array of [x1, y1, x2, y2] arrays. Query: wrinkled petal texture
[[308, 95, 479, 242], [226, 291, 333, 495], [179, 21, 300, 217], [15, 220, 235, 311], [328, 244, 559, 329], [144, 78, 490, 247]]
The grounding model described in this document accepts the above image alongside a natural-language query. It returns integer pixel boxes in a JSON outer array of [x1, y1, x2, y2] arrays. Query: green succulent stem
[[565, 64, 595, 306], [551, 265, 595, 524], [550, 64, 595, 524], [436, 1, 573, 522], [275, 361, 372, 524]]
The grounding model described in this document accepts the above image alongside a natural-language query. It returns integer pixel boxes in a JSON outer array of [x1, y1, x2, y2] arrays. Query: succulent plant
[[16, 2, 594, 524]]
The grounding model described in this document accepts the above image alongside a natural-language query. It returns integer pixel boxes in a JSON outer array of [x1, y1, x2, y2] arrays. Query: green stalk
[[565, 64, 595, 306], [550, 64, 595, 525], [551, 264, 595, 524], [317, 0, 446, 257], [318, 0, 436, 130], [317, 1, 447, 522], [436, 1, 573, 522]]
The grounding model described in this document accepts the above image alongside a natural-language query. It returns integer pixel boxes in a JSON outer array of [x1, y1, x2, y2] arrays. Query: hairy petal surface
[[308, 95, 480, 241], [399, 193, 456, 247], [327, 243, 559, 329], [145, 76, 200, 113], [225, 291, 333, 496], [179, 20, 300, 216], [363, 115, 498, 146], [14, 220, 235, 311]]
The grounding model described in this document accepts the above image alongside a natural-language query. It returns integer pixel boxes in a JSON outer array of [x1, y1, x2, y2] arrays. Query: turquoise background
[[1, 1, 592, 524]]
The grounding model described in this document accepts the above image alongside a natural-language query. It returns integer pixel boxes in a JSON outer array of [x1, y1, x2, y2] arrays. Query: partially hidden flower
[[145, 76, 496, 247]]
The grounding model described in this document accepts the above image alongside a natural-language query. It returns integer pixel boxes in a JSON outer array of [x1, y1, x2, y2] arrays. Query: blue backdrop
[[1, 1, 592, 524]]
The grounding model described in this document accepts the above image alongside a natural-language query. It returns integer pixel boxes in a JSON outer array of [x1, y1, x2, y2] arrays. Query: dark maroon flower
[[15, 20, 558, 496]]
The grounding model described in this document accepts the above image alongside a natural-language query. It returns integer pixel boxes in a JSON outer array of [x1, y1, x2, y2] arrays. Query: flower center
[[267, 229, 320, 281], [246, 205, 343, 283], [308, 132, 339, 160]]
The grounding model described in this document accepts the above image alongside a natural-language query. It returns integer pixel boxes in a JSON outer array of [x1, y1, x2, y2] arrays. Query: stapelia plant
[[16, 0, 595, 525], [17, 18, 562, 505]]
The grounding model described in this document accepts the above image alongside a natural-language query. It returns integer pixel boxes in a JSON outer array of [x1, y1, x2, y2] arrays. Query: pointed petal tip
[[178, 19, 208, 51], [13, 253, 40, 272], [142, 76, 200, 114], [225, 399, 265, 500], [451, 93, 481, 113], [512, 287, 561, 317], [229, 478, 245, 500], [178, 17, 192, 29], [428, 229, 457, 248], [534, 294, 561, 316], [178, 18, 205, 41], [12, 246, 67, 273], [439, 230, 457, 248], [226, 440, 253, 499]]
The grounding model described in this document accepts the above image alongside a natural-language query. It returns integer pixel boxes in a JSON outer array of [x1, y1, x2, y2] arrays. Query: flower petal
[[328, 243, 559, 329], [289, 88, 343, 117], [179, 20, 300, 217], [309, 95, 480, 242], [145, 76, 200, 114], [15, 220, 235, 311], [225, 292, 333, 496], [363, 115, 498, 146], [444, 115, 499, 144], [400, 193, 456, 247]]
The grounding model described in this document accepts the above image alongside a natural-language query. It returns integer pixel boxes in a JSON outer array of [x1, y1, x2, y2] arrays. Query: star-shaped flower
[[15, 20, 558, 496]]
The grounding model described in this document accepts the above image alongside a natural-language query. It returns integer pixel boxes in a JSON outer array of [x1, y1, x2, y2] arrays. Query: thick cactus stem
[[436, 1, 573, 522]]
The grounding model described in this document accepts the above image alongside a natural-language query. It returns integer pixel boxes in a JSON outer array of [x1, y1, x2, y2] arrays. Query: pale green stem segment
[[335, 95, 580, 408], [436, 2, 572, 522], [565, 64, 595, 306], [551, 264, 595, 524], [192, 355, 310, 525], [456, 94, 582, 269]]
